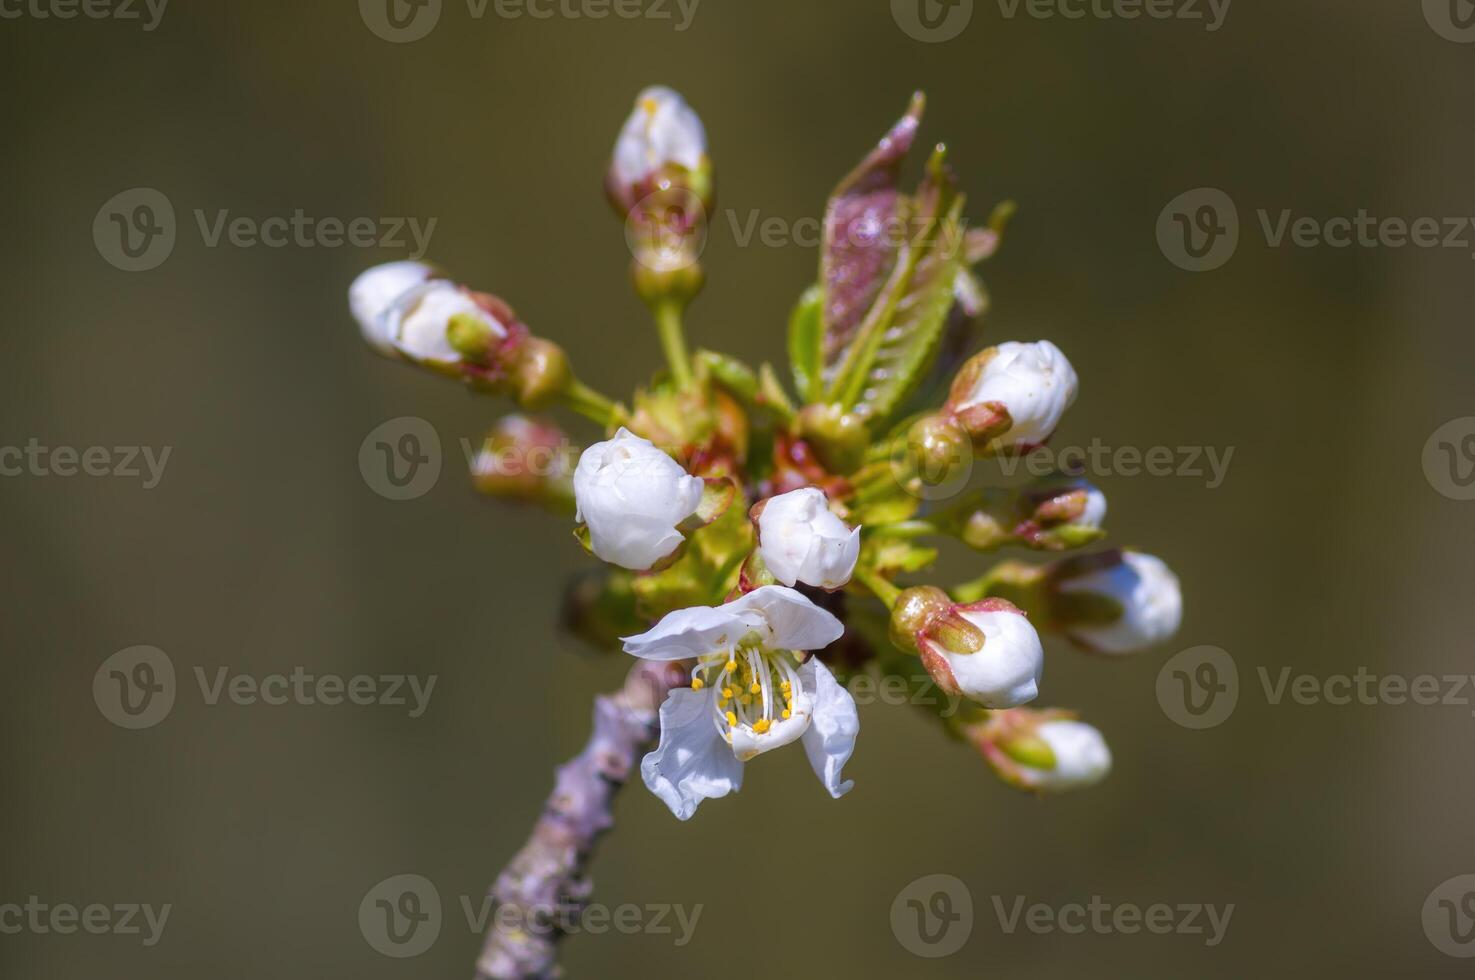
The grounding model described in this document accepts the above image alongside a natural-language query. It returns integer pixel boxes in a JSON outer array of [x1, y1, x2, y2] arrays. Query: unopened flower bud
[[796, 404, 868, 475], [390, 281, 508, 369], [510, 337, 572, 410], [471, 415, 574, 506], [893, 592, 1044, 708], [906, 414, 970, 486], [573, 428, 705, 571], [753, 487, 861, 591], [947, 340, 1078, 452], [608, 86, 712, 217], [1051, 550, 1183, 654], [973, 710, 1111, 792], [952, 478, 1107, 552], [349, 260, 440, 355]]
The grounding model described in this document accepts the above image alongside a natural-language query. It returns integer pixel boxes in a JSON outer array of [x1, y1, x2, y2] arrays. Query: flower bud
[[510, 337, 572, 410], [390, 281, 508, 369], [573, 428, 706, 571], [972, 710, 1111, 792], [947, 340, 1078, 452], [905, 414, 971, 487], [895, 594, 1044, 708], [470, 415, 574, 506], [608, 86, 712, 217], [795, 404, 868, 476], [1051, 550, 1183, 654], [951, 478, 1107, 552], [349, 260, 439, 355], [752, 487, 861, 591]]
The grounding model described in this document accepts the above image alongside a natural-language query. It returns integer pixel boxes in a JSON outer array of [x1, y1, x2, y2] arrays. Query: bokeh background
[[4, 0, 1475, 976]]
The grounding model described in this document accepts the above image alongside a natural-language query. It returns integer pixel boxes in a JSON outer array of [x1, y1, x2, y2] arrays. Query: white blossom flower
[[1059, 550, 1183, 654], [1017, 721, 1112, 792], [952, 340, 1079, 449], [918, 600, 1044, 708], [349, 261, 438, 354], [623, 586, 857, 820], [612, 86, 707, 191], [387, 281, 506, 367], [573, 428, 705, 571], [755, 488, 861, 591]]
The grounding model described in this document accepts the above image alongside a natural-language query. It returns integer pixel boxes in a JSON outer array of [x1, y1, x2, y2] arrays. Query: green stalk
[[654, 301, 694, 390]]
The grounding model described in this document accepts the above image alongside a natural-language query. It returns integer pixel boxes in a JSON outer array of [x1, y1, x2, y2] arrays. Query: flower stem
[[653, 301, 694, 389], [854, 566, 903, 608], [561, 379, 618, 427]]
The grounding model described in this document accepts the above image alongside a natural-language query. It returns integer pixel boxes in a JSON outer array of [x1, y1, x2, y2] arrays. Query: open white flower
[[951, 340, 1078, 449], [755, 488, 861, 590], [1059, 550, 1182, 654], [623, 586, 857, 820], [573, 428, 705, 571], [1017, 720, 1112, 792], [612, 86, 707, 191], [388, 281, 506, 367], [349, 261, 439, 354], [918, 599, 1044, 708]]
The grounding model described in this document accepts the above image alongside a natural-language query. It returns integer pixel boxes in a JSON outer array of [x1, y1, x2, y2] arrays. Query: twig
[[474, 660, 684, 979]]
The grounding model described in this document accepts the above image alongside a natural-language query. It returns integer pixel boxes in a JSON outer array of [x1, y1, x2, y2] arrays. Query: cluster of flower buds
[[937, 477, 1108, 552], [968, 549, 1184, 655], [888, 587, 1045, 708], [349, 261, 572, 409], [964, 708, 1112, 793], [352, 84, 1187, 822], [908, 340, 1080, 480]]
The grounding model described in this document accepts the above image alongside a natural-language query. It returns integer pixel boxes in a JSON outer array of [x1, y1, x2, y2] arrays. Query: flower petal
[[800, 660, 859, 799], [622, 605, 749, 662], [640, 688, 743, 821], [727, 586, 844, 652]]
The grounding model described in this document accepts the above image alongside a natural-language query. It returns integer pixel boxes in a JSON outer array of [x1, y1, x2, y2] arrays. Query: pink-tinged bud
[[1049, 549, 1183, 654], [969, 709, 1112, 793], [949, 479, 1107, 552], [891, 591, 1044, 708], [607, 86, 713, 217], [470, 416, 575, 507], [946, 341, 1078, 452]]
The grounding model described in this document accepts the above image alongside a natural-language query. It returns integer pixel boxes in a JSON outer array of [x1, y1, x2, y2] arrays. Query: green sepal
[[787, 285, 826, 403]]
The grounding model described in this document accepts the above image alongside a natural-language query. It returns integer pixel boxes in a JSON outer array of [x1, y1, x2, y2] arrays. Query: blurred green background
[[4, 0, 1475, 976]]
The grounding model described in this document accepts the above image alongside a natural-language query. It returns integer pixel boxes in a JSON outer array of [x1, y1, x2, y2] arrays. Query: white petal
[[940, 609, 1044, 708], [391, 282, 504, 365], [756, 488, 861, 590], [612, 86, 707, 189], [349, 261, 436, 353], [573, 429, 705, 571], [622, 605, 750, 662], [1025, 721, 1112, 791], [727, 586, 844, 653], [800, 660, 859, 799], [957, 341, 1078, 448], [1061, 552, 1183, 654], [641, 688, 743, 821]]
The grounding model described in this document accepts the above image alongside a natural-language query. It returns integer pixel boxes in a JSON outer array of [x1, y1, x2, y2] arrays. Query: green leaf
[[787, 286, 825, 404]]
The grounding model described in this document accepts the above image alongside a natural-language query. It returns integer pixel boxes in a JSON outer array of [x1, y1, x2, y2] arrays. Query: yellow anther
[[753, 719, 772, 734], [691, 678, 704, 691], [725, 660, 737, 673], [725, 711, 738, 727], [749, 682, 761, 695], [721, 687, 734, 700], [739, 695, 752, 706], [781, 709, 792, 719]]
